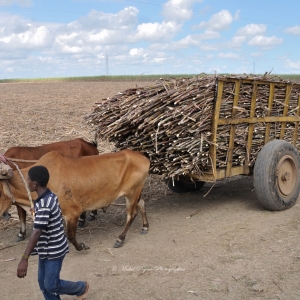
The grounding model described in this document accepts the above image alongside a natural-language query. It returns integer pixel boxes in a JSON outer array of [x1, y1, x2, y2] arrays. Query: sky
[[0, 0, 300, 79]]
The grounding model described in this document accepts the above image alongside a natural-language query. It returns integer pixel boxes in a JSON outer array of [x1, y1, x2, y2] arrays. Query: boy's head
[[28, 165, 50, 188]]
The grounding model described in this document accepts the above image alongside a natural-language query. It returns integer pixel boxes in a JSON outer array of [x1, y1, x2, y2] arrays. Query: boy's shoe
[[77, 282, 89, 300]]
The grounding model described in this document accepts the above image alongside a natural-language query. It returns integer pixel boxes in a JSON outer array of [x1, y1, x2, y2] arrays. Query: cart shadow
[[159, 175, 265, 213]]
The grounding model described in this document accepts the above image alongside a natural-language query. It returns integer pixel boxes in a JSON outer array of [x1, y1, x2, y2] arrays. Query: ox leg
[[65, 214, 90, 251], [78, 210, 99, 226], [87, 210, 98, 222], [113, 193, 141, 248], [102, 206, 109, 213], [137, 198, 149, 235], [15, 206, 27, 242], [78, 212, 87, 228]]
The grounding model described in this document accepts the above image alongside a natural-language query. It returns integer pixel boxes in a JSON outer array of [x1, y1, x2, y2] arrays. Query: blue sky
[[1, 0, 300, 79]]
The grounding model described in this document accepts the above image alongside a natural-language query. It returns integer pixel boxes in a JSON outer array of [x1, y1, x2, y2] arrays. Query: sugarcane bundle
[[85, 74, 300, 179]]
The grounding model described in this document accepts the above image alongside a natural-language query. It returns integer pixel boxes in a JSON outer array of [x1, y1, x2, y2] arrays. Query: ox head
[[0, 158, 14, 216], [0, 179, 14, 217], [0, 162, 13, 179]]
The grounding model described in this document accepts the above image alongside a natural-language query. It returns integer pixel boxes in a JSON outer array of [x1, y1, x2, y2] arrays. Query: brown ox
[[0, 150, 150, 249], [4, 138, 99, 170], [2, 138, 99, 239]]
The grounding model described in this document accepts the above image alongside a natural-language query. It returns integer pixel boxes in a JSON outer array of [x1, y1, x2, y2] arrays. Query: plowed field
[[1, 81, 300, 300]]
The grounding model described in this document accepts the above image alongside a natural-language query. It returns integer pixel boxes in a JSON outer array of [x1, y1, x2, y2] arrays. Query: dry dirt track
[[1, 81, 300, 300]]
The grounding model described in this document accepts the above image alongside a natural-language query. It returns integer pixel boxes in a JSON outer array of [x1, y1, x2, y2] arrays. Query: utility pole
[[106, 53, 109, 76], [253, 60, 255, 74]]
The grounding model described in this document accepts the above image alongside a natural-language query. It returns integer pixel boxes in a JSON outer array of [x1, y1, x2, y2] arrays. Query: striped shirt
[[31, 189, 69, 260]]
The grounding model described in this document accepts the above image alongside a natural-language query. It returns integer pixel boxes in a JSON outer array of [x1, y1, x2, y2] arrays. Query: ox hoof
[[80, 242, 90, 250], [113, 239, 124, 248], [78, 220, 86, 228], [86, 215, 96, 222], [140, 228, 148, 235], [3, 212, 11, 221], [15, 235, 25, 242]]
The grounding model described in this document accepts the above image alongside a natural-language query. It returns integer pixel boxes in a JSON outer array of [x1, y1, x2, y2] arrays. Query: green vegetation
[[278, 74, 300, 83], [1, 74, 300, 83], [0, 74, 198, 83]]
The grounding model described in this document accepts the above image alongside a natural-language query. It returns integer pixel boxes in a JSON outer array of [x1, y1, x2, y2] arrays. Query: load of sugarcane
[[85, 74, 300, 179]]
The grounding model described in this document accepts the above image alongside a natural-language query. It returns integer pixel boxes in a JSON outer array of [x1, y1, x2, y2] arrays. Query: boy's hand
[[17, 228, 41, 278], [17, 258, 28, 278]]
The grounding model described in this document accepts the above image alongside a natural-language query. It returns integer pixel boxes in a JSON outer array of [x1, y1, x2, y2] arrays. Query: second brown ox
[[0, 149, 150, 249], [2, 138, 99, 239], [4, 138, 99, 170]]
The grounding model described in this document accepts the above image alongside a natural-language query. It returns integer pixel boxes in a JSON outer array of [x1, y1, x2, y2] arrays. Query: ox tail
[[91, 133, 98, 148], [92, 140, 98, 148]]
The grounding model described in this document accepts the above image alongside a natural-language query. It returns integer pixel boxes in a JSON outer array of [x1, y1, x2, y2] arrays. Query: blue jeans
[[38, 255, 85, 300]]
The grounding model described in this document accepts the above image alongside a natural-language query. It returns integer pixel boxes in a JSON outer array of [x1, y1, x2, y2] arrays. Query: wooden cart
[[168, 76, 300, 211]]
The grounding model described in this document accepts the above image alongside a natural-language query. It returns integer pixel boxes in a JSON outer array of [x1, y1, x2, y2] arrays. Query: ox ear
[[0, 163, 14, 179]]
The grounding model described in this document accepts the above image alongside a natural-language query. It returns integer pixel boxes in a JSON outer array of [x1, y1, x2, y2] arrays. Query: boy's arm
[[17, 228, 42, 278]]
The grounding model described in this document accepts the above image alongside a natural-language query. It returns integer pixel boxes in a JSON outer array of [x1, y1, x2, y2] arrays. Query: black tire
[[165, 176, 205, 193], [253, 140, 300, 211]]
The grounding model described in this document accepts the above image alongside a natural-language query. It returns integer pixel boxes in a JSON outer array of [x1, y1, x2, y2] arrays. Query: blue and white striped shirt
[[31, 189, 69, 260]]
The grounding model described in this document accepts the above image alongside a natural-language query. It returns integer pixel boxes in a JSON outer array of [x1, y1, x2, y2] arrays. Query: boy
[[17, 165, 89, 300]]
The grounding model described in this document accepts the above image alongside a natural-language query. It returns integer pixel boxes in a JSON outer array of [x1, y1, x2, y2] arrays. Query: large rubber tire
[[254, 140, 300, 211], [165, 176, 205, 193]]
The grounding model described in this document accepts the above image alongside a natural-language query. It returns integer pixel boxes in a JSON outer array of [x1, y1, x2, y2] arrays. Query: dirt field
[[1, 81, 300, 300]]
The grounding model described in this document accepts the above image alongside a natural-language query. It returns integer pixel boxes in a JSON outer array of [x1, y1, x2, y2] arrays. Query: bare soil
[[1, 81, 300, 300]]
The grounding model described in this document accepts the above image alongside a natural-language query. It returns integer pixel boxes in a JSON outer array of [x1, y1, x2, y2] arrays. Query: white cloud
[[170, 35, 201, 49], [227, 36, 247, 48], [130, 21, 181, 42], [148, 30, 220, 52], [0, 13, 63, 61], [251, 52, 263, 57], [88, 30, 110, 43], [285, 25, 300, 35], [198, 30, 220, 40], [172, 31, 219, 48], [147, 42, 171, 52], [218, 52, 239, 59], [58, 8, 179, 47], [236, 24, 266, 36], [59, 45, 82, 54], [127, 47, 167, 66], [0, 14, 53, 51], [129, 48, 146, 58], [52, 7, 141, 53], [207, 64, 228, 73], [225, 24, 267, 50], [233, 10, 240, 20], [248, 35, 283, 48], [281, 57, 300, 71], [288, 61, 300, 69], [151, 57, 165, 64], [5, 67, 14, 72], [0, 13, 32, 35], [195, 10, 234, 31], [68, 7, 138, 32], [200, 44, 218, 51], [163, 0, 203, 22]]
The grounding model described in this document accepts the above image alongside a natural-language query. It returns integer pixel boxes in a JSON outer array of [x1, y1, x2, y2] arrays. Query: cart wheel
[[165, 176, 205, 193], [253, 140, 300, 211]]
